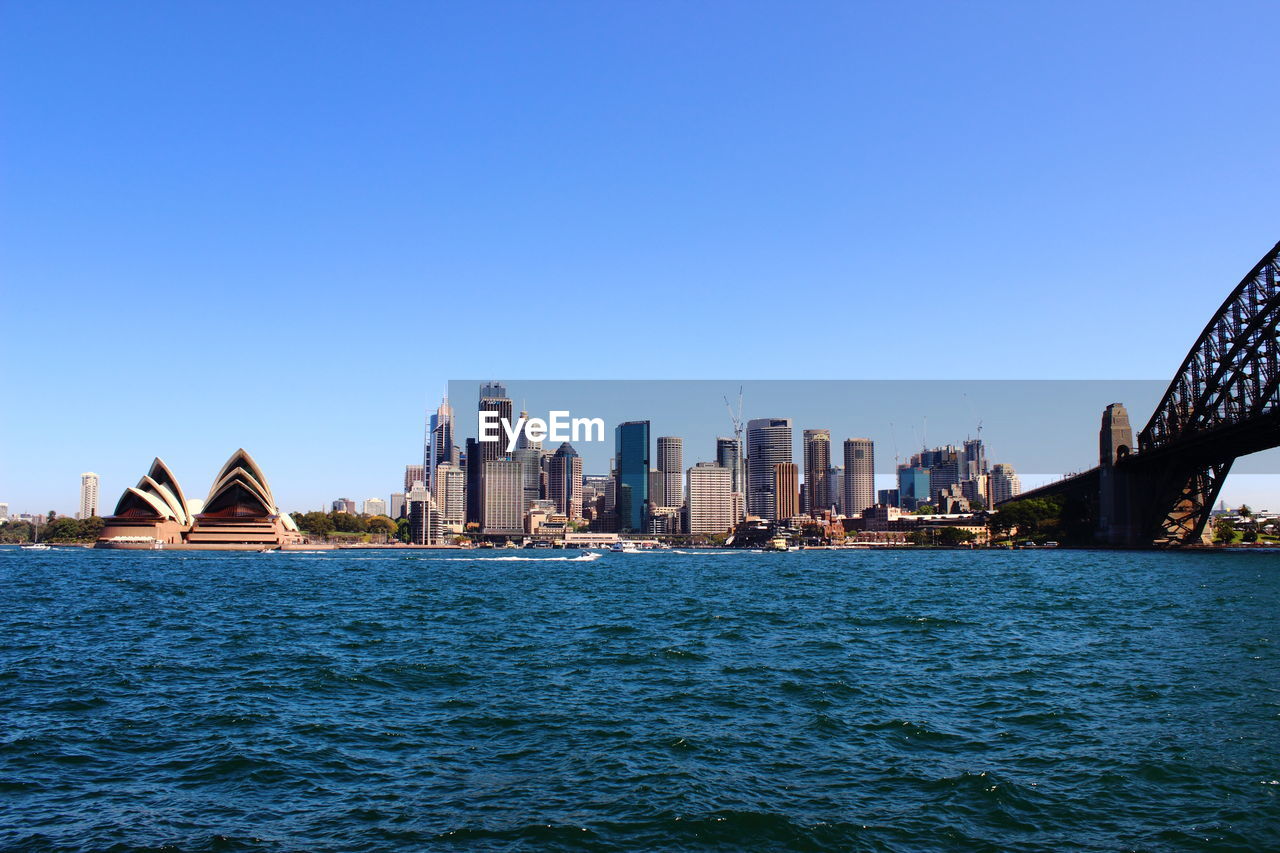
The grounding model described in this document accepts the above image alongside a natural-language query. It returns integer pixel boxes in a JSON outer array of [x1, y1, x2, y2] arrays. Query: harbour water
[[2, 547, 1277, 851]]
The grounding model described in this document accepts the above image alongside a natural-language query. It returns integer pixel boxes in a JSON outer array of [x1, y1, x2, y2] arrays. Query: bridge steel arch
[[1131, 241, 1280, 545]]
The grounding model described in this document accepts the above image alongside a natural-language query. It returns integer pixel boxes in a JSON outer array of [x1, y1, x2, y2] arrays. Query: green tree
[[367, 516, 397, 537], [1213, 517, 1237, 544], [913, 504, 935, 515]]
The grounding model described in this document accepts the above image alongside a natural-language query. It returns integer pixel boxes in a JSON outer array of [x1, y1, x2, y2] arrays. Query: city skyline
[[4, 3, 1280, 517]]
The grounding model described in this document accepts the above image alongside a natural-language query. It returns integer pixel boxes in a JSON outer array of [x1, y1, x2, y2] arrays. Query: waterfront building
[[614, 421, 650, 532], [802, 429, 831, 514], [962, 438, 987, 481], [843, 438, 875, 517], [548, 442, 584, 520], [687, 462, 734, 534], [897, 465, 931, 510], [747, 418, 793, 521], [363, 497, 387, 517], [390, 492, 405, 519], [433, 463, 465, 531], [990, 463, 1022, 505], [482, 459, 524, 534], [403, 465, 425, 493], [829, 466, 844, 514], [773, 462, 799, 522], [657, 436, 683, 510], [332, 498, 356, 514], [79, 472, 99, 519], [646, 505, 681, 534], [406, 483, 439, 544], [716, 437, 741, 491], [928, 446, 960, 505], [99, 451, 301, 549]]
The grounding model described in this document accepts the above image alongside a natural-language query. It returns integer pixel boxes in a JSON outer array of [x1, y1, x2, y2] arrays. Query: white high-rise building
[[434, 463, 465, 530], [990, 463, 1022, 505], [79, 472, 99, 520], [657, 436, 684, 509], [0, 503, 9, 521], [363, 497, 388, 517], [687, 462, 734, 534]]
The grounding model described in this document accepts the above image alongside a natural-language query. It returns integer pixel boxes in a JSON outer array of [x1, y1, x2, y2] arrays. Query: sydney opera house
[[96, 449, 302, 550]]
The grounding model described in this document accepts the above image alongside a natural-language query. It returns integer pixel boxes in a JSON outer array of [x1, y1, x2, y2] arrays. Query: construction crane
[[724, 386, 746, 517]]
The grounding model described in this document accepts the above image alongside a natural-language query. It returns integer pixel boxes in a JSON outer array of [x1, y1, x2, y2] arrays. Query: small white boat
[[20, 543, 51, 551], [608, 541, 640, 553]]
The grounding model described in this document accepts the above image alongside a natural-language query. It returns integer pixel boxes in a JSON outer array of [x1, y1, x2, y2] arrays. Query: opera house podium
[[97, 449, 302, 550]]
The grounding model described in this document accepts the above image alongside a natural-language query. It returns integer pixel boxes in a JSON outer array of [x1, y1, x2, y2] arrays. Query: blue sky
[[2, 1, 1279, 514]]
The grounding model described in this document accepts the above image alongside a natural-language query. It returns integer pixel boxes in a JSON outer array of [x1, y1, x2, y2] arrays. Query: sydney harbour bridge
[[1007, 240, 1280, 547]]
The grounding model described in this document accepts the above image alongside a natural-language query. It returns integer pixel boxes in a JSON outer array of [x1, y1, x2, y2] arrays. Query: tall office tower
[[390, 492, 406, 520], [962, 475, 991, 508], [404, 465, 426, 492], [773, 462, 800, 522], [657, 436, 683, 509], [428, 393, 457, 487], [433, 462, 466, 530], [78, 472, 99, 519], [828, 466, 844, 514], [990, 463, 1022, 505], [464, 438, 481, 525], [512, 448, 543, 513], [716, 436, 742, 491], [716, 435, 746, 521], [0, 503, 9, 521], [843, 438, 875, 517], [477, 386, 514, 465], [929, 446, 960, 505], [962, 438, 987, 481], [332, 498, 356, 514], [687, 462, 734, 534], [1100, 403, 1133, 466], [614, 420, 651, 532], [802, 430, 831, 514], [747, 418, 793, 521], [406, 483, 438, 544], [547, 443, 584, 520], [482, 459, 524, 534], [897, 464, 931, 510], [649, 469, 663, 507], [363, 497, 387, 516]]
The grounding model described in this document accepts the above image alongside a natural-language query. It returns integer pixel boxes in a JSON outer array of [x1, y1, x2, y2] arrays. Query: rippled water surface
[[2, 547, 1278, 851]]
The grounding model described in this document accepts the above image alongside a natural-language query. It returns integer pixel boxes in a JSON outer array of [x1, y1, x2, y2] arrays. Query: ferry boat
[[763, 536, 790, 552]]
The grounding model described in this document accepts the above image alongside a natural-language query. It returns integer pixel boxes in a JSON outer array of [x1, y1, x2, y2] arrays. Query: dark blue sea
[[1, 547, 1277, 852]]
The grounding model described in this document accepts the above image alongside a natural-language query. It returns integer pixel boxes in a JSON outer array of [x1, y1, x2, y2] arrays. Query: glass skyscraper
[[614, 420, 650, 532]]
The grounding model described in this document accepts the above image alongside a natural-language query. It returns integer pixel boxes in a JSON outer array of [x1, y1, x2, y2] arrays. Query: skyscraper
[[773, 462, 799, 522], [962, 438, 987, 481], [747, 418, 792, 521], [657, 436, 683, 509], [687, 462, 734, 534], [433, 462, 465, 530], [843, 438, 875, 517], [548, 442, 584, 520], [390, 492, 406, 519], [428, 393, 457, 487], [802, 429, 831, 514], [511, 409, 543, 513], [78, 472, 99, 519], [716, 437, 742, 492], [614, 420, 650, 532], [897, 464, 931, 510], [482, 459, 524, 534], [363, 497, 387, 516], [990, 463, 1022, 505]]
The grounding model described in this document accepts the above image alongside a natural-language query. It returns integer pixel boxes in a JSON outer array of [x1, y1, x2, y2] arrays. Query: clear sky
[[2, 1, 1279, 514]]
